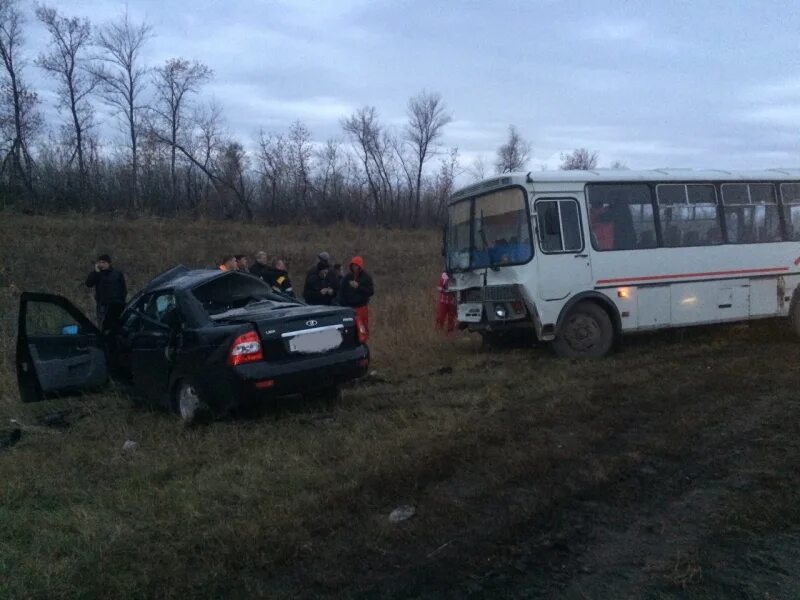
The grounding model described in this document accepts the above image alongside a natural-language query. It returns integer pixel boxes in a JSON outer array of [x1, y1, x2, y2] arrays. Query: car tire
[[174, 379, 210, 425], [551, 301, 614, 359]]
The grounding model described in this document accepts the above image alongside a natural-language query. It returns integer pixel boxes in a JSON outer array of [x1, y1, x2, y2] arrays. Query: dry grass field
[[1, 213, 800, 599]]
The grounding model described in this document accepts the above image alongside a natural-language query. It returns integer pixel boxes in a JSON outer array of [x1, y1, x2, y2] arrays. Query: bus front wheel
[[552, 302, 614, 358]]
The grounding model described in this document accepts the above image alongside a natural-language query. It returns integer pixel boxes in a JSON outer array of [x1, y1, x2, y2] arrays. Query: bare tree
[[405, 90, 451, 226], [257, 130, 289, 217], [151, 57, 212, 212], [495, 125, 530, 173], [342, 106, 395, 223], [560, 147, 599, 170], [150, 108, 254, 220], [287, 120, 313, 210], [92, 11, 152, 210], [431, 147, 459, 222], [0, 0, 40, 199], [36, 5, 96, 197], [217, 141, 253, 220], [467, 155, 488, 182], [609, 159, 628, 169]]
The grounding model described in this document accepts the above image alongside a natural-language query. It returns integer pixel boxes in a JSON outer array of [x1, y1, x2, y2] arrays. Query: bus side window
[[536, 199, 583, 253], [586, 183, 656, 251], [538, 201, 563, 252]]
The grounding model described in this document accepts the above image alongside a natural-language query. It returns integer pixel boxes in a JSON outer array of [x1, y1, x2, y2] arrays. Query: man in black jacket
[[304, 262, 336, 305], [85, 254, 127, 331], [338, 256, 374, 338]]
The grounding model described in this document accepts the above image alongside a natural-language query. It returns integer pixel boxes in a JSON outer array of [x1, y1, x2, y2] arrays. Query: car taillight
[[227, 330, 263, 366], [354, 315, 368, 344]]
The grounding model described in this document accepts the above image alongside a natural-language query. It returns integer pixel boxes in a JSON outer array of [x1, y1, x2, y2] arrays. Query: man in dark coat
[[250, 251, 271, 280], [304, 252, 339, 300], [304, 262, 336, 305], [338, 256, 374, 338], [85, 254, 127, 330]]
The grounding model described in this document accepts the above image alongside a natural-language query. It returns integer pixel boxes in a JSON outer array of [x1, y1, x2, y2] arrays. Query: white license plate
[[288, 328, 343, 354], [458, 302, 483, 323]]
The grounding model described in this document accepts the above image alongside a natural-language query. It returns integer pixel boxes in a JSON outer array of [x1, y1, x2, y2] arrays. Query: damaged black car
[[16, 266, 370, 422]]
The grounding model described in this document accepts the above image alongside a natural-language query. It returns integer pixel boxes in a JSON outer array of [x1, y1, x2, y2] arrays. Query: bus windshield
[[447, 187, 532, 271]]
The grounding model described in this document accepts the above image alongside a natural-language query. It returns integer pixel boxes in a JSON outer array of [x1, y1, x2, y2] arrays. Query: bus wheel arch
[[552, 294, 620, 358]]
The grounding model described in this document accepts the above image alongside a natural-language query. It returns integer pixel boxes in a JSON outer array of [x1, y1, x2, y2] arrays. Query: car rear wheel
[[174, 380, 209, 425], [552, 301, 614, 358]]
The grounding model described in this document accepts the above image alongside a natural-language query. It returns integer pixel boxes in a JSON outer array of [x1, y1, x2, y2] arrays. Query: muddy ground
[[264, 323, 800, 599]]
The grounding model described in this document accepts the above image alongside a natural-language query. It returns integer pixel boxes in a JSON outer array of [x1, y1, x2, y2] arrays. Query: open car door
[[16, 292, 108, 402]]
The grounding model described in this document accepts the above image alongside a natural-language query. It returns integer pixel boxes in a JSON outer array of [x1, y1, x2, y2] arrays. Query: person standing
[[235, 254, 250, 272], [332, 263, 343, 288], [218, 255, 237, 271], [85, 254, 127, 330], [250, 251, 271, 280], [338, 256, 374, 338], [305, 251, 338, 298], [268, 259, 294, 297], [435, 271, 457, 333], [304, 262, 336, 305]]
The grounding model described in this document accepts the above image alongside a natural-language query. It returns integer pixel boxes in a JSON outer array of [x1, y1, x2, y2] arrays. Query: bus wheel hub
[[566, 315, 599, 349]]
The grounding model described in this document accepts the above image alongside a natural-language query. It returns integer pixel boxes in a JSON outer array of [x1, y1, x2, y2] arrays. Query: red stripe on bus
[[596, 267, 789, 285]]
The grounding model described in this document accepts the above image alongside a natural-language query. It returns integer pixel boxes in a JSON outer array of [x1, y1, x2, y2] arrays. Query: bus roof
[[450, 168, 800, 203]]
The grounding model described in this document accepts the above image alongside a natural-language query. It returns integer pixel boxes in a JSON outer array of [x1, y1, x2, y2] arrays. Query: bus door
[[533, 198, 592, 300]]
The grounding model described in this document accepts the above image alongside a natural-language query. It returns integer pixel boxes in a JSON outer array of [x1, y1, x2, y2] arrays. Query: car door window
[[121, 296, 149, 333], [140, 293, 178, 332], [26, 300, 82, 336]]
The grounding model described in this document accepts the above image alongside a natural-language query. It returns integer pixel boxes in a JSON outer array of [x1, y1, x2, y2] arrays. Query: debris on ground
[[355, 370, 389, 385], [388, 505, 416, 523], [121, 440, 138, 453], [0, 428, 22, 450], [298, 414, 336, 426]]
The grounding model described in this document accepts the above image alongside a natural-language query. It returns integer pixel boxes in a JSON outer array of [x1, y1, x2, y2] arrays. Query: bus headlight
[[494, 303, 507, 319]]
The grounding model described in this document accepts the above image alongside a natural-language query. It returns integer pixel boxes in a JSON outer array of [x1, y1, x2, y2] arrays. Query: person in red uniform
[[435, 271, 457, 333], [338, 256, 374, 340]]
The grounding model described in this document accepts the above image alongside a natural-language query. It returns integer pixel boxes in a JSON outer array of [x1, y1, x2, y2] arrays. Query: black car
[[16, 266, 370, 422]]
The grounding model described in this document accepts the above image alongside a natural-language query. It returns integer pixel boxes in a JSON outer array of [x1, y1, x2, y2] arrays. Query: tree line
[[0, 1, 620, 227]]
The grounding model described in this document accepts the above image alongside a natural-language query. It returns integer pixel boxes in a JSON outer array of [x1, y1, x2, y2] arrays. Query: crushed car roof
[[143, 266, 239, 293]]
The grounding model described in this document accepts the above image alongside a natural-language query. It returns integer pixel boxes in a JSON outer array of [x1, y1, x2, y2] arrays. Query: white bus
[[445, 169, 800, 357]]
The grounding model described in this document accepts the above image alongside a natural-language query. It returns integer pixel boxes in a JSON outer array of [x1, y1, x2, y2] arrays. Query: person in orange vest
[[435, 271, 457, 333], [338, 256, 374, 340]]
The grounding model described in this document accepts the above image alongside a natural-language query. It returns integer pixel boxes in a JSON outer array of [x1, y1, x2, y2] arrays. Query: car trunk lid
[[214, 304, 358, 359]]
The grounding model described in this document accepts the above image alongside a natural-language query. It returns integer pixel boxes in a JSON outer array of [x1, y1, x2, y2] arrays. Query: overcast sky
[[22, 0, 800, 174]]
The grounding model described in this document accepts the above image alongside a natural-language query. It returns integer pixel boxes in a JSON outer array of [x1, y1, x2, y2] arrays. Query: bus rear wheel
[[552, 302, 614, 358]]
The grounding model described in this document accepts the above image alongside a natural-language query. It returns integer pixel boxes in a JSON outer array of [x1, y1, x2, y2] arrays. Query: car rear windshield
[[192, 273, 297, 316]]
